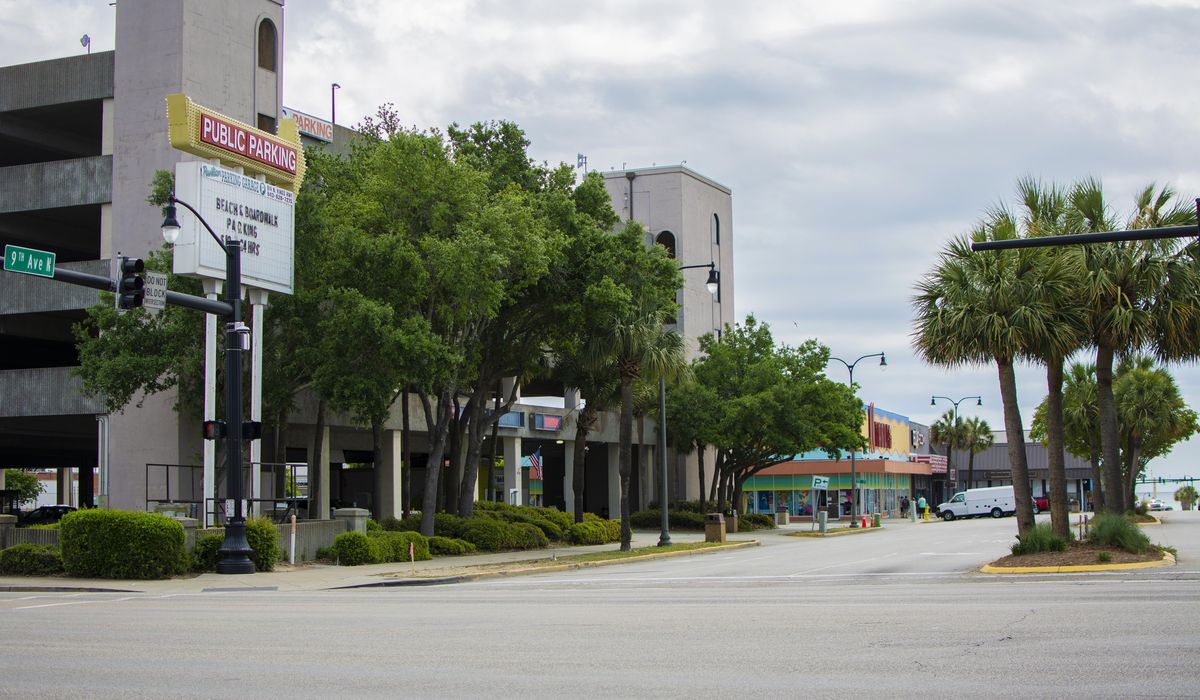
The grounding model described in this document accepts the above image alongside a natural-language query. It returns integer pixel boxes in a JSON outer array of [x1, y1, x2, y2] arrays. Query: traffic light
[[116, 256, 145, 309]]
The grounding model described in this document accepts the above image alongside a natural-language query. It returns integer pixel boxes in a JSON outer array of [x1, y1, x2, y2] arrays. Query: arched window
[[655, 231, 676, 259], [257, 19, 277, 71], [712, 213, 720, 245]]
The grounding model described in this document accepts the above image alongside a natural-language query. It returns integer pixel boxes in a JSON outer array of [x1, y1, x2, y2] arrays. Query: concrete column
[[607, 443, 621, 520], [248, 288, 269, 516], [312, 425, 331, 520], [202, 279, 222, 527], [503, 435, 523, 506], [375, 429, 403, 520], [563, 387, 579, 515]]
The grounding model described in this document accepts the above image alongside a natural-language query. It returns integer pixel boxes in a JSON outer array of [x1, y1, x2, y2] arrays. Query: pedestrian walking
[[900, 495, 909, 517], [916, 495, 927, 519]]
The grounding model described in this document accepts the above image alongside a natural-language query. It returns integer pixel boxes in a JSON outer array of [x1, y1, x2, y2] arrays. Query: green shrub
[[366, 518, 382, 532], [1133, 501, 1149, 516], [0, 544, 63, 575], [510, 522, 549, 549], [475, 501, 573, 534], [191, 533, 224, 572], [314, 545, 334, 561], [566, 521, 608, 545], [331, 531, 379, 565], [60, 509, 187, 579], [367, 530, 432, 562], [1010, 523, 1067, 555], [1087, 513, 1151, 554], [460, 518, 513, 551], [433, 513, 469, 538], [244, 516, 281, 572], [630, 510, 708, 530], [1097, 551, 1112, 563], [429, 536, 476, 556], [28, 523, 61, 530], [740, 513, 777, 530]]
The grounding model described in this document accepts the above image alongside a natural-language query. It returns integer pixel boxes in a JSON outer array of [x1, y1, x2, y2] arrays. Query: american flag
[[529, 448, 543, 480]]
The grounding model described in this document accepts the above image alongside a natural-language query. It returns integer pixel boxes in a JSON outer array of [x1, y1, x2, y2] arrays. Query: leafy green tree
[[4, 470, 45, 508], [1032, 362, 1104, 511], [690, 316, 862, 516], [1114, 356, 1199, 509]]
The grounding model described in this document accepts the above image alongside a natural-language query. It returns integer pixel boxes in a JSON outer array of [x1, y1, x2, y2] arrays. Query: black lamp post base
[[657, 534, 672, 547], [216, 520, 256, 574]]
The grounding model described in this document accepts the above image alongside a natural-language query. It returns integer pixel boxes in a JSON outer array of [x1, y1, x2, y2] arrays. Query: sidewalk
[[0, 528, 735, 594]]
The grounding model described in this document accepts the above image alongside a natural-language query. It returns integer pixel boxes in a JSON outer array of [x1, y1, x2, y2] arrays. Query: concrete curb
[[980, 551, 1176, 575], [787, 527, 886, 538], [338, 539, 761, 589]]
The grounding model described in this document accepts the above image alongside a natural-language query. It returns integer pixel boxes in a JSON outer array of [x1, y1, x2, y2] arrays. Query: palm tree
[[1070, 180, 1200, 513], [1175, 484, 1198, 511], [555, 356, 620, 523], [960, 416, 994, 491], [1115, 356, 1199, 510], [929, 410, 962, 497], [584, 289, 686, 551], [1061, 362, 1103, 512], [913, 216, 1062, 535]]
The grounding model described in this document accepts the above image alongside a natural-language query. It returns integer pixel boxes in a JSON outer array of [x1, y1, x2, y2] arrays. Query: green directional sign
[[4, 244, 56, 278]]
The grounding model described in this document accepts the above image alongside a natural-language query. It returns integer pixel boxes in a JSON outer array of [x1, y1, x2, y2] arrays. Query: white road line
[[14, 600, 97, 610], [788, 552, 896, 576], [920, 552, 982, 556]]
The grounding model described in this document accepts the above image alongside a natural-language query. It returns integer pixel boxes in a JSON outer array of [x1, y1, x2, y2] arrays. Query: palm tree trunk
[[572, 407, 593, 524], [1096, 343, 1124, 513], [1088, 450, 1103, 513], [997, 358, 1035, 535], [310, 399, 326, 520], [618, 375, 634, 551], [1124, 440, 1142, 511], [1044, 355, 1070, 540]]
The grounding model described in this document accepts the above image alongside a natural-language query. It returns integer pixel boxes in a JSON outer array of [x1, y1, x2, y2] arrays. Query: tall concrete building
[[1, 0, 286, 509], [602, 166, 735, 501]]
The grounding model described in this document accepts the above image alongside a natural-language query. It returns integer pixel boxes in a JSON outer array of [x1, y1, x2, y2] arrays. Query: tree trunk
[[458, 388, 488, 518], [1095, 343, 1124, 514], [696, 440, 706, 510], [445, 399, 464, 516], [402, 387, 411, 518], [371, 416, 384, 521], [1044, 355, 1070, 540], [708, 448, 722, 503], [997, 358, 1035, 535], [572, 406, 595, 524], [309, 399, 326, 520], [1124, 440, 1142, 512], [618, 375, 634, 551], [420, 387, 455, 537]]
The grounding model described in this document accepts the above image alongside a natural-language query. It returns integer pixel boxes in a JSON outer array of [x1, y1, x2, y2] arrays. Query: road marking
[[920, 552, 982, 556], [13, 600, 97, 610], [789, 553, 896, 576]]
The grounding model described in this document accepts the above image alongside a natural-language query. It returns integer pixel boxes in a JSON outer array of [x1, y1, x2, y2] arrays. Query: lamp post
[[162, 197, 255, 574], [930, 394, 982, 501], [656, 261, 720, 546], [829, 352, 886, 527]]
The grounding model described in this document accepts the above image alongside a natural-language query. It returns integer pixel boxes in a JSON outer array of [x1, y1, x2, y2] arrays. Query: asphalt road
[[3, 513, 1197, 699]]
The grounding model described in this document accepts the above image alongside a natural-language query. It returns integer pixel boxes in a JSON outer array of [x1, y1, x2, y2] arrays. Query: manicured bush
[[1011, 523, 1067, 555], [566, 521, 608, 545], [382, 514, 421, 532], [630, 510, 708, 530], [245, 516, 281, 572], [368, 530, 432, 562], [460, 518, 514, 552], [331, 531, 379, 565], [429, 536, 476, 556], [366, 518, 382, 532], [510, 522, 549, 549], [60, 509, 187, 580], [475, 501, 574, 534], [1087, 513, 1151, 554], [0, 544, 63, 575], [314, 545, 334, 561], [191, 532, 224, 572], [740, 513, 777, 530]]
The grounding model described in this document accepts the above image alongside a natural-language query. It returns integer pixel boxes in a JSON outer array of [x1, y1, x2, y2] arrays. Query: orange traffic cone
[[861, 515, 868, 528]]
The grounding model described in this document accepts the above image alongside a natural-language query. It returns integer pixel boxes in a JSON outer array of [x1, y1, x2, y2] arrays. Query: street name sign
[[143, 271, 168, 314], [4, 244, 55, 278]]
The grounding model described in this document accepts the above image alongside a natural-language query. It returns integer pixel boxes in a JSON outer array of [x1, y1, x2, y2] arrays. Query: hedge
[[368, 530, 432, 562], [191, 533, 224, 572], [245, 516, 282, 571], [630, 510, 707, 530], [60, 509, 187, 580], [331, 531, 377, 565], [429, 536, 476, 556], [0, 544, 63, 575], [566, 519, 621, 545], [739, 513, 777, 530]]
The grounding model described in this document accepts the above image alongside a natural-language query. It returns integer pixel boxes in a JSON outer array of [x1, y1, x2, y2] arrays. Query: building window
[[258, 19, 278, 71], [712, 213, 720, 245], [655, 231, 676, 259], [257, 113, 276, 133]]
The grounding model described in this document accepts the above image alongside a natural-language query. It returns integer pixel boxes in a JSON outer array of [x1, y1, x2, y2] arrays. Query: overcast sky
[[6, 1, 1200, 480]]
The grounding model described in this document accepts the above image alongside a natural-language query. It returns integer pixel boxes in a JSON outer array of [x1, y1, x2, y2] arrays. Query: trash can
[[872, 512, 881, 528], [726, 511, 738, 533], [775, 508, 789, 526], [704, 513, 726, 543]]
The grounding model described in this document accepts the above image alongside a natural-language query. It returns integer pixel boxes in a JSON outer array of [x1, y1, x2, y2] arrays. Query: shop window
[[712, 213, 720, 245], [258, 19, 278, 71]]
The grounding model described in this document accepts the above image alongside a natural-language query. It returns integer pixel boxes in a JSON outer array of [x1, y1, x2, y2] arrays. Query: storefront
[[742, 469, 919, 520]]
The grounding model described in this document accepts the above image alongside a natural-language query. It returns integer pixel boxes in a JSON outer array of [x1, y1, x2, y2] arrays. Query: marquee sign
[[165, 93, 306, 193], [171, 162, 295, 294]]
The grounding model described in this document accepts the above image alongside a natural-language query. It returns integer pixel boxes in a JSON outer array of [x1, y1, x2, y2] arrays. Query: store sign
[[171, 162, 295, 295], [281, 107, 333, 142], [165, 93, 306, 192]]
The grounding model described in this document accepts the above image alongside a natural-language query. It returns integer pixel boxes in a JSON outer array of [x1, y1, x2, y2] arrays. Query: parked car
[[18, 504, 76, 526], [1148, 499, 1166, 511], [1032, 496, 1048, 514]]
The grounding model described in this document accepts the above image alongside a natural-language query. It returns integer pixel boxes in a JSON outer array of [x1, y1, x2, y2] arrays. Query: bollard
[[817, 510, 827, 534], [910, 507, 917, 523]]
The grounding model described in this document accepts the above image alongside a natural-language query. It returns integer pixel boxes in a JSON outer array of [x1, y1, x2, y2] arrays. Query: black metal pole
[[970, 223, 1196, 251], [658, 376, 671, 546], [216, 239, 254, 574], [848, 363, 858, 528]]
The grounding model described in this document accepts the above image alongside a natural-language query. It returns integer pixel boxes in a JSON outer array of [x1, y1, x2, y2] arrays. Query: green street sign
[[4, 244, 56, 278]]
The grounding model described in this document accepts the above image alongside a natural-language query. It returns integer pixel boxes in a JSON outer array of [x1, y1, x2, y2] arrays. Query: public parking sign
[[4, 244, 56, 277], [812, 476, 830, 491], [143, 271, 168, 314]]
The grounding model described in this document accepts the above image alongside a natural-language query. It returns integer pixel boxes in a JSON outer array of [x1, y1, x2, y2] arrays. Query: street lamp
[[162, 197, 255, 574], [656, 261, 720, 546], [829, 352, 886, 527], [930, 394, 982, 501], [331, 82, 341, 125]]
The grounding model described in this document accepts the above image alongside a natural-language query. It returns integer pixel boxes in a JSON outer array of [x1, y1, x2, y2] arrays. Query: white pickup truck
[[936, 485, 1016, 521]]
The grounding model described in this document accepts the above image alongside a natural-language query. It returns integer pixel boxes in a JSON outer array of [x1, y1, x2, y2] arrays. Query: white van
[[936, 485, 1016, 521]]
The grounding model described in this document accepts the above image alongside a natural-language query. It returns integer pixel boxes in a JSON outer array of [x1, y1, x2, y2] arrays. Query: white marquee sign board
[[171, 162, 295, 295]]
